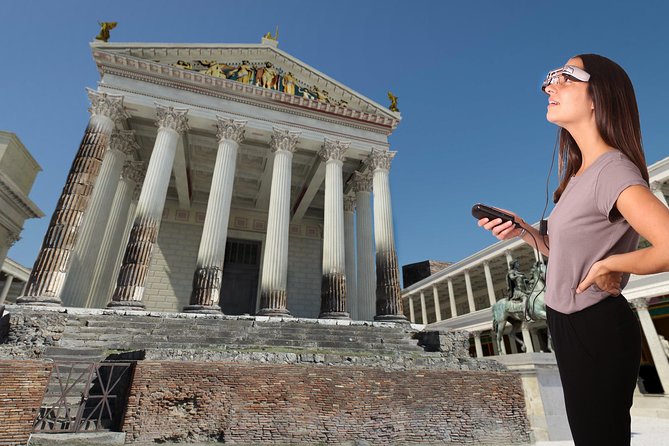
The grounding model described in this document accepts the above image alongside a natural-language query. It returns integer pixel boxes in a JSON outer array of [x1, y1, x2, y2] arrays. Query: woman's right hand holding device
[[472, 204, 526, 241]]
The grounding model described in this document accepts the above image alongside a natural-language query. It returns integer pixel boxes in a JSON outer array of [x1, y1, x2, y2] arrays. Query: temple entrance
[[220, 239, 261, 315]]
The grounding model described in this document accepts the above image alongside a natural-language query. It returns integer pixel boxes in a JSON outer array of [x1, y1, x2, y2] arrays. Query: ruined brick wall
[[122, 361, 530, 445], [0, 361, 52, 446]]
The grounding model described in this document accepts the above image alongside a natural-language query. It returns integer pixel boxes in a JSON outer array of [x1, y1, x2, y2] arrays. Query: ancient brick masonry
[[122, 362, 531, 445], [0, 361, 53, 446]]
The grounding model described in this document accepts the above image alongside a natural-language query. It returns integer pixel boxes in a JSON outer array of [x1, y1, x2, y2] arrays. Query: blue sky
[[3, 1, 668, 286]]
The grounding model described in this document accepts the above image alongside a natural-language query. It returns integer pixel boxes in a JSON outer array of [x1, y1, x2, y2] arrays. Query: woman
[[477, 54, 669, 445]]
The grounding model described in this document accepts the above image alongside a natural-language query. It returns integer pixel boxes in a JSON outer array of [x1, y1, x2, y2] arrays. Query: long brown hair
[[553, 54, 649, 203]]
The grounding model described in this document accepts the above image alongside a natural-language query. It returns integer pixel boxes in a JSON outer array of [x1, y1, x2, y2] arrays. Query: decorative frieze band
[[270, 128, 300, 153], [156, 104, 189, 133], [318, 139, 350, 162], [216, 117, 247, 143]]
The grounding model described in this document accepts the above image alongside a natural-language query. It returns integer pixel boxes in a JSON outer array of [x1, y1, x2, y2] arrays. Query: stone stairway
[[55, 313, 427, 357]]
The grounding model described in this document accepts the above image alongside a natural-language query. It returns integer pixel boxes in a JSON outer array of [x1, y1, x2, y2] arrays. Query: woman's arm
[[577, 184, 669, 292]]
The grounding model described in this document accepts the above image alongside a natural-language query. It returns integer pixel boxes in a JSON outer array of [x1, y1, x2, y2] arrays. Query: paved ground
[[534, 415, 669, 445]]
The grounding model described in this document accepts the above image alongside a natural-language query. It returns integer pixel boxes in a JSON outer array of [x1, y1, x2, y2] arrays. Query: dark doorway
[[220, 239, 261, 315]]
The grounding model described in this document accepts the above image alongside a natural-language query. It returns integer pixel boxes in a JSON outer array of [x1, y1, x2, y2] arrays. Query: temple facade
[[18, 37, 405, 322]]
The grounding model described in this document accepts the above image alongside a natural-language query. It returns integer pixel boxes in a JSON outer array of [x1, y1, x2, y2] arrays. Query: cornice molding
[[93, 49, 399, 131], [0, 171, 44, 220]]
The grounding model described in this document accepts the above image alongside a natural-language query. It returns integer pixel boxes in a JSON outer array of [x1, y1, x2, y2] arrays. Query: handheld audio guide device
[[471, 204, 521, 228]]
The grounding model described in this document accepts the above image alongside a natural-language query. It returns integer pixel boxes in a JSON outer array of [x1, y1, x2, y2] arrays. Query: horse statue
[[491, 261, 551, 354]]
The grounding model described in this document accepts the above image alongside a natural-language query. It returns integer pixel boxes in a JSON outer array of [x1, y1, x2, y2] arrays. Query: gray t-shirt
[[546, 150, 647, 314]]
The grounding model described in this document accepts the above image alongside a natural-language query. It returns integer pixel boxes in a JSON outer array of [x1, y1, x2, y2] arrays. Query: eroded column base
[[183, 304, 222, 314], [107, 300, 146, 311], [318, 311, 351, 320], [374, 314, 409, 324], [256, 308, 293, 317], [15, 296, 62, 307]]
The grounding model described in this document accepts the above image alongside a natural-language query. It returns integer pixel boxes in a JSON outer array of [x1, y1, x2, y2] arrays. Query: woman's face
[[544, 57, 593, 128]]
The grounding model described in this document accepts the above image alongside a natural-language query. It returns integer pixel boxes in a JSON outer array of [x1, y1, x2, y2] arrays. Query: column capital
[[155, 104, 189, 133], [216, 117, 247, 144], [344, 196, 356, 212], [121, 160, 146, 184], [364, 148, 396, 171], [270, 128, 300, 153], [630, 297, 649, 311], [6, 231, 20, 248], [318, 139, 349, 162], [87, 89, 129, 123], [350, 171, 373, 193], [651, 181, 666, 193], [110, 130, 141, 157]]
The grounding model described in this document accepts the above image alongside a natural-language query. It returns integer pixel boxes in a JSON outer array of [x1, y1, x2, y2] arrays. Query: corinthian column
[[257, 128, 300, 316], [86, 160, 144, 308], [18, 90, 127, 306], [344, 196, 358, 319], [318, 139, 350, 319], [351, 171, 375, 320], [109, 105, 188, 309], [62, 130, 139, 307], [365, 149, 407, 322], [185, 118, 247, 313]]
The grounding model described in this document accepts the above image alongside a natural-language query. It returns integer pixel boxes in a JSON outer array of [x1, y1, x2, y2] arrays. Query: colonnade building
[[17, 37, 406, 322], [401, 155, 669, 393]]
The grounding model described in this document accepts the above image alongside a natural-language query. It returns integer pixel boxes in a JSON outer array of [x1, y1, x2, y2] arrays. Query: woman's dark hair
[[553, 54, 649, 203]]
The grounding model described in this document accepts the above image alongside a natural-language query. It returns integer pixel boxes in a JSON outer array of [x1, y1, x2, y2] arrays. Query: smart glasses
[[541, 65, 590, 92]]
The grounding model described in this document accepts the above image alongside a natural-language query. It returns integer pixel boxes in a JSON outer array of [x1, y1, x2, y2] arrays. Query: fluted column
[[631, 298, 669, 393], [473, 332, 484, 358], [420, 290, 428, 324], [448, 279, 457, 318], [432, 285, 442, 322], [185, 118, 247, 313], [483, 261, 496, 307], [408, 296, 415, 323], [110, 105, 189, 309], [0, 274, 14, 305], [86, 160, 144, 308], [464, 269, 476, 313], [18, 90, 127, 306], [318, 139, 350, 319], [257, 128, 300, 316], [344, 196, 357, 319], [62, 130, 139, 307], [351, 171, 375, 321], [365, 149, 406, 322]]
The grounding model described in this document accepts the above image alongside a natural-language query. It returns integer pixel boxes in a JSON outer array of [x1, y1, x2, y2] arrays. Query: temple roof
[[91, 41, 400, 130]]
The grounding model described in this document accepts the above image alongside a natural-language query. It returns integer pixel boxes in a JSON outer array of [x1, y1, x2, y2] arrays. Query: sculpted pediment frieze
[[91, 42, 400, 130]]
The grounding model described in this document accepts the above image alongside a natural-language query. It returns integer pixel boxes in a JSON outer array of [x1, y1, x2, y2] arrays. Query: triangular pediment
[[91, 42, 400, 129]]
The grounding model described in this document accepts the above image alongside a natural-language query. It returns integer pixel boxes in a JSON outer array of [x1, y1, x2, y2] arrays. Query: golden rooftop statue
[[95, 22, 117, 42], [387, 91, 399, 112], [263, 26, 279, 41]]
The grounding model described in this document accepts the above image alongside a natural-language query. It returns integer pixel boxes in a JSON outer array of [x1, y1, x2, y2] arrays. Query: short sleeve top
[[545, 150, 648, 314]]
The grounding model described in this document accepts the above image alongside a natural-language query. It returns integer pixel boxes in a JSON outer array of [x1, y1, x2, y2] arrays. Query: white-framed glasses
[[542, 65, 591, 92]]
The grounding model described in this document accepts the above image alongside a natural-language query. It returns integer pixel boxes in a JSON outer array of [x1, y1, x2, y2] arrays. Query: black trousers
[[546, 295, 641, 446]]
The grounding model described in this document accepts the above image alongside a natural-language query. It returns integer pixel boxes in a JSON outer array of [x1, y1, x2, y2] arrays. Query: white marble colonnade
[[351, 171, 375, 320], [110, 105, 189, 309], [185, 118, 247, 313]]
